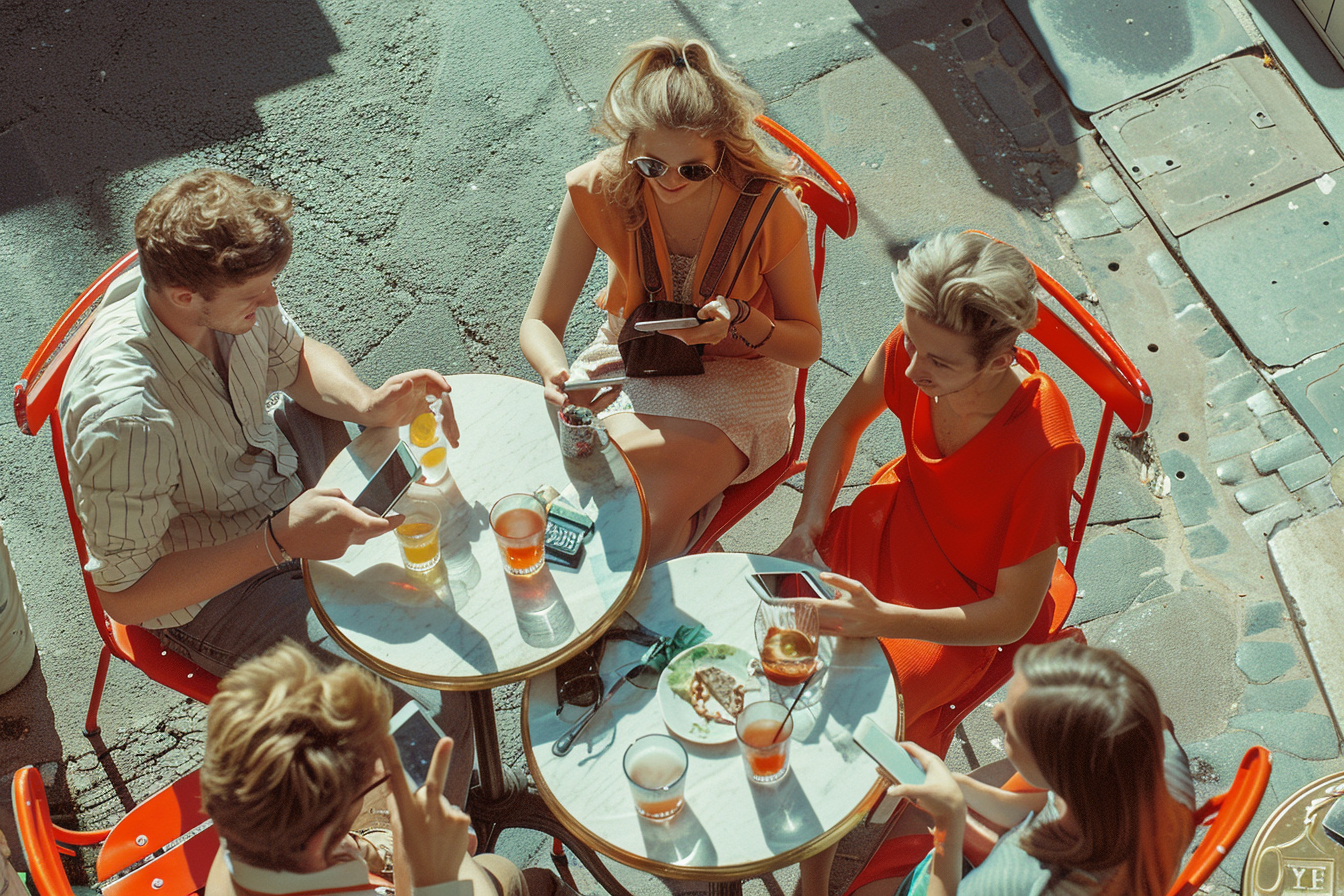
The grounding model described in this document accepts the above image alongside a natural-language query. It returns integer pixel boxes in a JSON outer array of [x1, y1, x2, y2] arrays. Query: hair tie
[[673, 55, 687, 68]]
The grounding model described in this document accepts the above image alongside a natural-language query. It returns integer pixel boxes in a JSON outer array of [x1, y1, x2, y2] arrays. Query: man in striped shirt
[[60, 169, 472, 798]]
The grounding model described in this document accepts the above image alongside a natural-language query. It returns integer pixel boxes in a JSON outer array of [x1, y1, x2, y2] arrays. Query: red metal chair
[[11, 765, 396, 895], [13, 252, 220, 736], [687, 114, 858, 553], [898, 235, 1155, 755], [844, 746, 1271, 895]]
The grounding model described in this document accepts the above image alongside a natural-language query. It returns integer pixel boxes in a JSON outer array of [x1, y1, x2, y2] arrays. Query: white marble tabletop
[[523, 553, 903, 881], [304, 373, 649, 691]]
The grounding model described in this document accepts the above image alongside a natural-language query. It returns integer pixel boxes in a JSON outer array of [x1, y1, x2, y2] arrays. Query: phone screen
[[391, 708, 442, 790], [749, 572, 830, 601], [352, 442, 419, 516]]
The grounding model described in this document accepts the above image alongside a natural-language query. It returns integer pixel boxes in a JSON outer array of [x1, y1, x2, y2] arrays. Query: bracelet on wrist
[[261, 527, 280, 567], [731, 315, 776, 350], [268, 515, 294, 563]]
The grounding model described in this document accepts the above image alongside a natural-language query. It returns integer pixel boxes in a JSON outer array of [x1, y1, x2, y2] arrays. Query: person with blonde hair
[[521, 36, 822, 562], [202, 642, 571, 896], [861, 640, 1196, 896], [777, 231, 1085, 733]]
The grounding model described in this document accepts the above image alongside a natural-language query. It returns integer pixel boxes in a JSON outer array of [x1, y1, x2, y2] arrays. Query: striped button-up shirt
[[60, 275, 305, 628]]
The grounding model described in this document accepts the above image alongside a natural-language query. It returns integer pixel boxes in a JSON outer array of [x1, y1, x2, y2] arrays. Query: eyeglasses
[[628, 148, 724, 182]]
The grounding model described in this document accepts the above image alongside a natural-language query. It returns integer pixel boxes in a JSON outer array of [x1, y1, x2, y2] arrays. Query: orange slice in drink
[[763, 628, 814, 660], [420, 446, 447, 469], [409, 412, 438, 448]]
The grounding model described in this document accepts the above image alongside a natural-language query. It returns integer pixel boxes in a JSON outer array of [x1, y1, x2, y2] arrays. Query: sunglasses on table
[[628, 148, 725, 182], [554, 615, 662, 712]]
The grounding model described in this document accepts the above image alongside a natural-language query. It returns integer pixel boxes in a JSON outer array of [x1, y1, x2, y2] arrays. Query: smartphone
[[747, 571, 832, 602], [388, 703, 446, 791], [544, 516, 586, 568], [853, 714, 926, 786], [351, 442, 420, 516], [564, 375, 626, 391], [1324, 798, 1344, 849], [633, 317, 702, 332]]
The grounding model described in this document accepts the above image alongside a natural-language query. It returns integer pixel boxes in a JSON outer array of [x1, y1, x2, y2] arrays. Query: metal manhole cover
[[1094, 55, 1342, 236]]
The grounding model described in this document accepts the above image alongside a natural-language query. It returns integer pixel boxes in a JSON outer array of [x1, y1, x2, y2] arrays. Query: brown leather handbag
[[617, 179, 783, 378]]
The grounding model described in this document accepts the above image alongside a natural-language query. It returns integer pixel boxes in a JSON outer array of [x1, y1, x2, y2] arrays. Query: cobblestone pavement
[[2, 1, 1343, 894]]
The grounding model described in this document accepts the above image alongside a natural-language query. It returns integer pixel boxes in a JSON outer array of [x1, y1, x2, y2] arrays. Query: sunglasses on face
[[628, 148, 724, 182]]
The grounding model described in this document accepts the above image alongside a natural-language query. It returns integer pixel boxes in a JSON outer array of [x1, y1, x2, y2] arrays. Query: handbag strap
[[713, 182, 784, 302], [698, 177, 773, 301], [637, 217, 668, 302]]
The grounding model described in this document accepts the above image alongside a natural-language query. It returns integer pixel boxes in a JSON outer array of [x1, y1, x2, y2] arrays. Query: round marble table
[[303, 373, 648, 895], [523, 553, 903, 890]]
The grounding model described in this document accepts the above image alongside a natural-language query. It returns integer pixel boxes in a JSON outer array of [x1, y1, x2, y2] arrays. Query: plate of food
[[657, 643, 763, 744]]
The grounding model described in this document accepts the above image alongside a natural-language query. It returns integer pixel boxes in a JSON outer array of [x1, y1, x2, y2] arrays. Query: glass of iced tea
[[489, 493, 547, 576], [735, 700, 793, 784], [623, 734, 688, 821], [755, 597, 819, 700], [395, 501, 442, 574]]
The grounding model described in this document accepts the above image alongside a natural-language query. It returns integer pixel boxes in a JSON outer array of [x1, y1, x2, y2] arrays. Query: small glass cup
[[408, 398, 450, 485], [735, 700, 793, 785], [490, 493, 547, 576], [395, 501, 442, 574], [623, 734, 688, 821]]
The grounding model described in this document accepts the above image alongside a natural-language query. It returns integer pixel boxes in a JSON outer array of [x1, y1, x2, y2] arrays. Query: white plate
[[657, 643, 764, 745]]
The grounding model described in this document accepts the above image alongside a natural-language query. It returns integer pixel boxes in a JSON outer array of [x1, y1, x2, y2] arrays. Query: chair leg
[[85, 644, 112, 737]]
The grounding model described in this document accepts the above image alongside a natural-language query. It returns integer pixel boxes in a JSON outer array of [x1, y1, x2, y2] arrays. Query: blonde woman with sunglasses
[[521, 36, 821, 563]]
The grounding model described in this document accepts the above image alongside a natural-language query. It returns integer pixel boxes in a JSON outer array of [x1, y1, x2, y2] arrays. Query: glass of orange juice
[[735, 700, 793, 785], [395, 501, 442, 574], [489, 494, 547, 576], [408, 396, 450, 485], [623, 734, 687, 821]]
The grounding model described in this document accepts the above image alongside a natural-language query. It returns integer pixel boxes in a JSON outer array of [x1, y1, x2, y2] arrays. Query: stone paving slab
[[1244, 0, 1344, 145], [1005, 0, 1255, 114], [1272, 339, 1344, 462], [1091, 55, 1343, 237], [1268, 505, 1344, 738], [1180, 176, 1344, 369]]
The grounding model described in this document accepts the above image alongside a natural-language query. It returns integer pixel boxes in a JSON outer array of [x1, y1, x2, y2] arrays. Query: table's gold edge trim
[[522, 688, 892, 881]]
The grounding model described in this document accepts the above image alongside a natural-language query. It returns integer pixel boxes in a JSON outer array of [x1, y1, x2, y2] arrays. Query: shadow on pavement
[[842, 0, 1083, 260], [0, 0, 341, 217]]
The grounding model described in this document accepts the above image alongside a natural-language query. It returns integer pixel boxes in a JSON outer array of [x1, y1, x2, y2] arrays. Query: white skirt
[[571, 314, 797, 485]]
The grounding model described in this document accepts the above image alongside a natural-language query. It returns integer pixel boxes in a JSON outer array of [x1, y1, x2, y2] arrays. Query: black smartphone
[[352, 442, 421, 516], [747, 571, 832, 601], [388, 703, 446, 791]]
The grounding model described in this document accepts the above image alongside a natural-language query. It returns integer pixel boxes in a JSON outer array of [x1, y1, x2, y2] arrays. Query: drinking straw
[[771, 665, 820, 744]]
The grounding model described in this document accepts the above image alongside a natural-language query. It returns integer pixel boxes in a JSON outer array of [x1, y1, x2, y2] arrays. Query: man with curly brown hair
[[59, 169, 471, 797]]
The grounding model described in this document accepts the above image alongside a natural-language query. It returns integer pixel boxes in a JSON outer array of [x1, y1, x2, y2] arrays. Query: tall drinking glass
[[490, 494, 547, 576], [755, 597, 820, 704], [623, 734, 687, 821]]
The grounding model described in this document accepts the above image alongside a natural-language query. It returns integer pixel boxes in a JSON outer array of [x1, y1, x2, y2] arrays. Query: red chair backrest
[[1169, 745, 1271, 896], [96, 770, 212, 880], [1009, 240, 1153, 574], [13, 252, 142, 661]]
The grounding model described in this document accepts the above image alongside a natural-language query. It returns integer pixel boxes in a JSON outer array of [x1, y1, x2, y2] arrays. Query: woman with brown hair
[[520, 36, 821, 563], [860, 640, 1196, 896]]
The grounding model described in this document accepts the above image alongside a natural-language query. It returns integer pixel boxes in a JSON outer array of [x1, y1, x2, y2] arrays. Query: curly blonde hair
[[895, 232, 1039, 366], [200, 642, 392, 870], [594, 36, 790, 228], [134, 168, 293, 294]]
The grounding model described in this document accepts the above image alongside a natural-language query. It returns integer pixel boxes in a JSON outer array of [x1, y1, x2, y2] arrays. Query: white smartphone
[[351, 442, 421, 516], [747, 571, 833, 602], [564, 375, 626, 391], [388, 703, 447, 791], [853, 714, 927, 786], [632, 317, 702, 332]]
